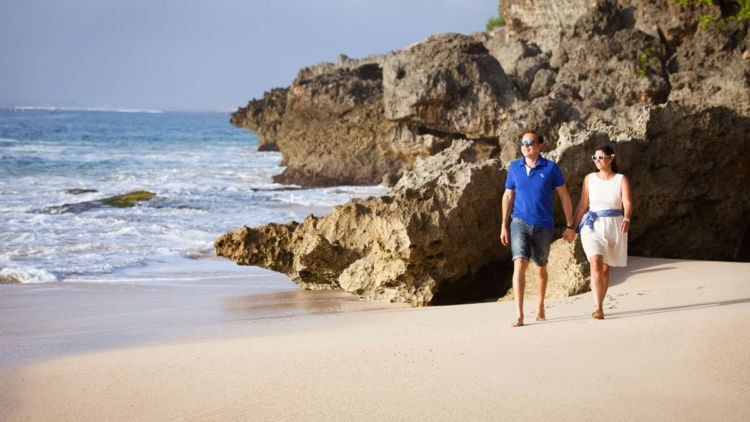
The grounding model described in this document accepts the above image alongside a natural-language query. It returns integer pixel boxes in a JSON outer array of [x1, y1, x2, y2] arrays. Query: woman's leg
[[602, 264, 611, 299], [589, 255, 605, 318]]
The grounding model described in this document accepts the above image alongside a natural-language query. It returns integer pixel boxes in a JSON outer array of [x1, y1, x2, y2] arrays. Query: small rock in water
[[101, 190, 156, 208], [41, 190, 157, 214], [64, 188, 98, 195]]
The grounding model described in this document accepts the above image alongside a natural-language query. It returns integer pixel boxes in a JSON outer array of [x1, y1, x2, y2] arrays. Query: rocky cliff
[[216, 140, 511, 305], [222, 0, 750, 305]]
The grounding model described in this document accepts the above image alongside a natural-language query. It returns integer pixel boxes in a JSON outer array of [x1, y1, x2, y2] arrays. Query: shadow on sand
[[608, 257, 684, 286], [539, 297, 750, 325]]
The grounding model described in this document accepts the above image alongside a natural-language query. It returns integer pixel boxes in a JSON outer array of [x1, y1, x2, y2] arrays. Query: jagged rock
[[382, 33, 521, 138], [623, 0, 712, 47], [500, 239, 590, 301], [529, 68, 556, 98], [231, 88, 286, 151], [499, 0, 593, 53], [551, 103, 750, 261], [221, 0, 750, 302], [216, 140, 511, 305], [552, 0, 671, 110], [476, 34, 549, 97], [232, 56, 448, 186], [667, 21, 750, 116], [484, 1, 670, 156]]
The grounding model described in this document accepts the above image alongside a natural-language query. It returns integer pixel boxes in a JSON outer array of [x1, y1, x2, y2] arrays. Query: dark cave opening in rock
[[430, 259, 514, 306]]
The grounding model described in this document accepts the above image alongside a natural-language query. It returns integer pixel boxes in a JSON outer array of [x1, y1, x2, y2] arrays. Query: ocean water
[[0, 108, 387, 284]]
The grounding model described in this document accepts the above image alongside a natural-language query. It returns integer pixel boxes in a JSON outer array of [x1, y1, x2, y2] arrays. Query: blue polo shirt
[[505, 156, 565, 229]]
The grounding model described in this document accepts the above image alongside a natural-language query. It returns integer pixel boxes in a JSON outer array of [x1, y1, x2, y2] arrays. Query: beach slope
[[2, 257, 749, 421]]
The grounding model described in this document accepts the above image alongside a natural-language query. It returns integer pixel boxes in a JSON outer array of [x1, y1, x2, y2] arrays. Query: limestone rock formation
[[382, 33, 521, 137], [499, 0, 592, 53], [216, 140, 511, 305], [221, 0, 750, 306], [230, 88, 286, 151], [552, 0, 671, 109], [667, 21, 750, 115], [551, 103, 750, 261], [231, 55, 448, 186]]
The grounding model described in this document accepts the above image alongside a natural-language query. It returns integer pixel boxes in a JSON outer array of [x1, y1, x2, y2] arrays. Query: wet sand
[[2, 257, 749, 420], [0, 266, 403, 368]]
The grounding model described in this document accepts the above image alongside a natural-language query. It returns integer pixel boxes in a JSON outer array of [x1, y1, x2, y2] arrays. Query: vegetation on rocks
[[486, 13, 506, 31], [672, 0, 750, 29], [102, 191, 156, 208]]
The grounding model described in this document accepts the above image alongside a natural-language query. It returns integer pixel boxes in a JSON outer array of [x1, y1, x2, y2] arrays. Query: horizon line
[[0, 104, 236, 114]]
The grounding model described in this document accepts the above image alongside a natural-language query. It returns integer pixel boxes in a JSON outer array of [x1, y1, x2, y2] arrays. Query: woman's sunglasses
[[592, 154, 614, 161]]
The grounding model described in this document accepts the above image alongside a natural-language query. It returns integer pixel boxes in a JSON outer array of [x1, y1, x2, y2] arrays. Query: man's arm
[[555, 184, 575, 242], [500, 189, 514, 246]]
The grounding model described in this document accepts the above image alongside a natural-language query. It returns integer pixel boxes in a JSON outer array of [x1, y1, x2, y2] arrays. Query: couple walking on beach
[[500, 130, 632, 327]]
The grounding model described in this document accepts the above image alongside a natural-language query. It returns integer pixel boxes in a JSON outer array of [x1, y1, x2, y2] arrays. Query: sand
[[2, 257, 749, 421]]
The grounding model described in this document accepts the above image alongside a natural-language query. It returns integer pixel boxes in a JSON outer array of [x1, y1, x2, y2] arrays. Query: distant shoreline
[[0, 105, 235, 114]]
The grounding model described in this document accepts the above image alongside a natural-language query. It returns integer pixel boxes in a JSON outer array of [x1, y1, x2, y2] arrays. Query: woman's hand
[[620, 219, 630, 233], [563, 228, 576, 242]]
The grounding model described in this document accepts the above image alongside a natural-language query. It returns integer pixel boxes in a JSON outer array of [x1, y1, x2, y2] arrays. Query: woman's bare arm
[[620, 175, 632, 233], [573, 174, 589, 229]]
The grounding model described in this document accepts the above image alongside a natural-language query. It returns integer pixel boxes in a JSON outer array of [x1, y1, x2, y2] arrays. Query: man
[[500, 129, 575, 327]]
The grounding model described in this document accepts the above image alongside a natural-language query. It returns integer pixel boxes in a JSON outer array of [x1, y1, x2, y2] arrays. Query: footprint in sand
[[605, 295, 618, 310], [637, 291, 650, 296]]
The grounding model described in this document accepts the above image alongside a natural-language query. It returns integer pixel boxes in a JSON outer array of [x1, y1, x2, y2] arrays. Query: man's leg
[[534, 265, 548, 321], [512, 258, 529, 327], [509, 219, 531, 327], [529, 226, 554, 322]]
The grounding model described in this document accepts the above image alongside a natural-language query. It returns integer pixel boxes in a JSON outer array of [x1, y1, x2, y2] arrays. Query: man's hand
[[562, 228, 576, 242], [620, 220, 630, 233], [501, 226, 510, 247]]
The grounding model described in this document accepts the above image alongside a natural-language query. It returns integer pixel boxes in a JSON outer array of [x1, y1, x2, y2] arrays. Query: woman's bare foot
[[511, 318, 524, 327], [592, 309, 604, 320], [536, 308, 546, 321]]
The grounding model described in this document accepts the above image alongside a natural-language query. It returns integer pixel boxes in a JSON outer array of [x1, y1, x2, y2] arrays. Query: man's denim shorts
[[510, 218, 555, 266]]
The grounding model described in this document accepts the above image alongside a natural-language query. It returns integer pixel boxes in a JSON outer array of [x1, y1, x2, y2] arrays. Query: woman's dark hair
[[595, 144, 619, 173]]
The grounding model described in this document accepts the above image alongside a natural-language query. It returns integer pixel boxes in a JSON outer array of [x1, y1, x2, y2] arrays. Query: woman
[[573, 145, 632, 320]]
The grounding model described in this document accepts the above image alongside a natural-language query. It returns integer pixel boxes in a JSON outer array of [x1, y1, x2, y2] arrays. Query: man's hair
[[523, 129, 544, 144]]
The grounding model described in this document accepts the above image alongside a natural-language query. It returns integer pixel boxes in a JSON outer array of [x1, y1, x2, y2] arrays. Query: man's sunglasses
[[519, 139, 537, 147], [592, 154, 614, 161]]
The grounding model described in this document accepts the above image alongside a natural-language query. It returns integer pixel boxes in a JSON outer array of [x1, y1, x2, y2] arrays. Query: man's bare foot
[[592, 309, 604, 320], [536, 308, 546, 321], [511, 318, 524, 327]]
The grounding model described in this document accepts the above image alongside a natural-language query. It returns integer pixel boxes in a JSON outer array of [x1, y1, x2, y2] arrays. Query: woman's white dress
[[580, 172, 628, 266]]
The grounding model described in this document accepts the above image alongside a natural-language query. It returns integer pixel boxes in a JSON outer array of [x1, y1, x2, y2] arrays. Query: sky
[[0, 0, 499, 111]]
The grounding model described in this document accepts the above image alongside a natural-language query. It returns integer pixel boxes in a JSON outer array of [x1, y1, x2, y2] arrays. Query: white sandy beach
[[2, 256, 749, 421]]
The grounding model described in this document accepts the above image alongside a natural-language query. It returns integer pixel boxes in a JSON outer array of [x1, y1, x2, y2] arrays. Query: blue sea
[[0, 108, 387, 284]]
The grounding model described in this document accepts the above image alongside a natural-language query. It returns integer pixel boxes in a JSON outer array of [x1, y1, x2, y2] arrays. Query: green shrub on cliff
[[637, 47, 661, 77], [672, 0, 750, 29], [486, 13, 505, 31]]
